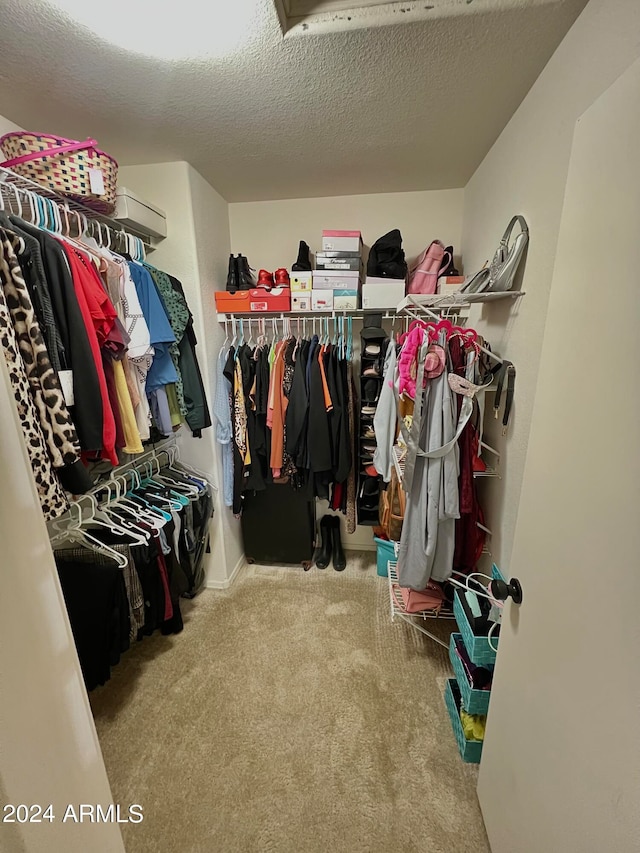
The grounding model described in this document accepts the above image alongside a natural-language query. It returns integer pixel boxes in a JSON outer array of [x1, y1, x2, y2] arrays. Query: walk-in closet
[[1, 2, 639, 852]]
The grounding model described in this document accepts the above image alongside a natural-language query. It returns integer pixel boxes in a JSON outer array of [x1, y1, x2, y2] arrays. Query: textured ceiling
[[0, 0, 587, 202]]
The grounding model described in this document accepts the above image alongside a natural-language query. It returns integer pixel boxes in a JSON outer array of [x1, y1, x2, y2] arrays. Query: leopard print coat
[[0, 230, 79, 519]]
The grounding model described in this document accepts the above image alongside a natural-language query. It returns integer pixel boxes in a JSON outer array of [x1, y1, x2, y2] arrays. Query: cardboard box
[[315, 253, 363, 272], [333, 289, 359, 310], [311, 289, 334, 311], [215, 290, 250, 313], [249, 287, 291, 312], [437, 276, 467, 295], [313, 270, 361, 290], [291, 294, 312, 312], [290, 272, 312, 292], [321, 230, 362, 253], [115, 186, 167, 239], [362, 280, 406, 309]]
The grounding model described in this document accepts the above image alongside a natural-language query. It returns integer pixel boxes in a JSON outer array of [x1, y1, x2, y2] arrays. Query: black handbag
[[366, 229, 407, 280]]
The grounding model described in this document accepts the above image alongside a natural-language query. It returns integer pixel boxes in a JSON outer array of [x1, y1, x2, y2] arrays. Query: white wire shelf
[[0, 165, 160, 249], [388, 559, 455, 649], [396, 291, 525, 313], [392, 445, 499, 483], [215, 306, 463, 323]]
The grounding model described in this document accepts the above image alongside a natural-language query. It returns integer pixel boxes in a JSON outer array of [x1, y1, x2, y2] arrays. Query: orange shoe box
[[215, 288, 291, 313], [215, 290, 250, 312]]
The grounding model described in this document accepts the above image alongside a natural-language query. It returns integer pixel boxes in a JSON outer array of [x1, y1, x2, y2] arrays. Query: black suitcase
[[241, 483, 315, 568]]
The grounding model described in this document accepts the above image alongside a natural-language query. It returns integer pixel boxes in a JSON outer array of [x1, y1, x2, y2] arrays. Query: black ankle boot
[[292, 240, 312, 272], [316, 516, 332, 569], [238, 255, 255, 290], [226, 254, 239, 293], [330, 517, 346, 571]]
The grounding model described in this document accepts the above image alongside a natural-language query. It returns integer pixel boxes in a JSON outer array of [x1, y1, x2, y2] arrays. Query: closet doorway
[[475, 57, 640, 853]]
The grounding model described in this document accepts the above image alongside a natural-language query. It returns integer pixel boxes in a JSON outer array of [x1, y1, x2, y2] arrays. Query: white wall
[[0, 354, 125, 853], [229, 188, 464, 273], [460, 0, 640, 574], [478, 55, 640, 853], [0, 114, 22, 135], [120, 162, 243, 586]]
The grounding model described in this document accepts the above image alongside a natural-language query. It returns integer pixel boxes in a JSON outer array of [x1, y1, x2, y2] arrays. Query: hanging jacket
[[168, 275, 211, 436]]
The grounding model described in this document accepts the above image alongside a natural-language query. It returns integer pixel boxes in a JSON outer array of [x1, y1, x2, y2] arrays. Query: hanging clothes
[[0, 241, 69, 519], [167, 274, 211, 437], [214, 346, 234, 507], [61, 243, 119, 466], [14, 218, 105, 453], [229, 326, 355, 515]]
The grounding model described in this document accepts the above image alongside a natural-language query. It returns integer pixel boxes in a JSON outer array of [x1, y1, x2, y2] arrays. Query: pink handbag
[[407, 240, 451, 295], [399, 581, 445, 613]]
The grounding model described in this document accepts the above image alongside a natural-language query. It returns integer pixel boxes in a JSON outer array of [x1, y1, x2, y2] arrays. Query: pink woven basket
[[0, 131, 118, 215]]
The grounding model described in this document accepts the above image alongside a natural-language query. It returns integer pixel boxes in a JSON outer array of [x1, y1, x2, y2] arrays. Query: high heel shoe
[[330, 516, 346, 571], [316, 515, 332, 569]]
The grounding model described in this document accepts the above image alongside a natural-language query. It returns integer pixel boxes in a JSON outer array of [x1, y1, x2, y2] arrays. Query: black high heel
[[330, 516, 346, 572], [316, 516, 332, 569]]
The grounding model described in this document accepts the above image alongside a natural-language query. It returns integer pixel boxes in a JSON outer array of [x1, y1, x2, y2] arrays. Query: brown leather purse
[[379, 465, 405, 542]]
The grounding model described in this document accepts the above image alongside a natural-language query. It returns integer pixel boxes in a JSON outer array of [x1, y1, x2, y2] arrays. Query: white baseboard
[[345, 543, 377, 552], [206, 554, 246, 590]]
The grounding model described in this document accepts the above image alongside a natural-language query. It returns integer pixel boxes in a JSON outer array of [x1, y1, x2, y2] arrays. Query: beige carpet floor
[[90, 556, 490, 853]]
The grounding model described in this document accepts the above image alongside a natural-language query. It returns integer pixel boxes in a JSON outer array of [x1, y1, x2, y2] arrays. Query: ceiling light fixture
[[44, 0, 260, 61]]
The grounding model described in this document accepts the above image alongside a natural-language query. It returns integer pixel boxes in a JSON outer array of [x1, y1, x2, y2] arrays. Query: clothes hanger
[[139, 460, 188, 509], [72, 493, 148, 545], [50, 503, 129, 568], [6, 183, 23, 219], [112, 471, 169, 529], [166, 445, 214, 490]]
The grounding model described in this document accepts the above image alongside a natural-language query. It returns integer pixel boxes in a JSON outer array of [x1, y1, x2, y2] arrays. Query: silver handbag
[[463, 215, 529, 294]]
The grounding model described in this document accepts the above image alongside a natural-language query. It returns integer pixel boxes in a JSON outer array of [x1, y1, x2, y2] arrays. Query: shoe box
[[311, 289, 334, 311], [437, 275, 467, 295], [333, 289, 359, 310], [215, 290, 251, 312], [249, 287, 291, 312], [315, 252, 363, 272], [321, 230, 362, 253], [215, 287, 291, 313], [290, 272, 312, 292], [292, 294, 312, 311], [361, 277, 406, 309], [312, 270, 361, 290]]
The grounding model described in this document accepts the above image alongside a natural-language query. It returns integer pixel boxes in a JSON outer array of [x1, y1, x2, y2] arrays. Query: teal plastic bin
[[444, 679, 484, 764], [374, 537, 396, 577]]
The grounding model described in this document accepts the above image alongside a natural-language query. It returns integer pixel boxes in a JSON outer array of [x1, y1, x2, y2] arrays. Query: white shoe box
[[333, 289, 359, 310], [290, 272, 313, 292], [292, 294, 312, 311], [311, 289, 334, 311], [312, 270, 361, 290], [362, 279, 406, 309], [437, 276, 467, 295]]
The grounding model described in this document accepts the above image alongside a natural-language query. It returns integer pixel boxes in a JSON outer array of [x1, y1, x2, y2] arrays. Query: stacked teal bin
[[374, 537, 396, 578], [444, 565, 503, 764]]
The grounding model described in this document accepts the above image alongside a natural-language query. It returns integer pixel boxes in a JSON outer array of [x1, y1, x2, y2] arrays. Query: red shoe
[[257, 269, 274, 289], [274, 268, 290, 286]]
